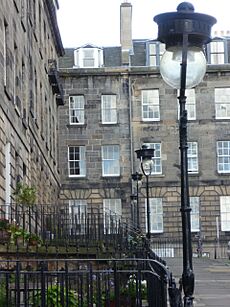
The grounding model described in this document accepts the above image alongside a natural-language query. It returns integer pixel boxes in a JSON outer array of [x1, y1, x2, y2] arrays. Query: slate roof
[[59, 40, 149, 69]]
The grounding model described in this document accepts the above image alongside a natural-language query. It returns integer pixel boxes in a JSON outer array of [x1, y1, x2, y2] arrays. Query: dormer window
[[74, 45, 104, 68], [207, 38, 229, 64], [146, 41, 165, 66]]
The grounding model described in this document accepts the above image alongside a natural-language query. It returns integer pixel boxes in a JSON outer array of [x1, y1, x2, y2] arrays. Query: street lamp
[[154, 2, 216, 306], [135, 145, 155, 240], [131, 172, 143, 229]]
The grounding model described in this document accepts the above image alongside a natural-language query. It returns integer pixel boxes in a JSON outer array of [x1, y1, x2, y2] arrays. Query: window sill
[[217, 172, 230, 176], [99, 123, 119, 127], [188, 172, 199, 176], [102, 175, 121, 178], [150, 174, 165, 178], [67, 124, 86, 128], [69, 176, 86, 178], [141, 119, 160, 123]]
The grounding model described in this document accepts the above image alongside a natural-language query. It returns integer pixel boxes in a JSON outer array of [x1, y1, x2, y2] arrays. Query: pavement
[[165, 257, 230, 306]]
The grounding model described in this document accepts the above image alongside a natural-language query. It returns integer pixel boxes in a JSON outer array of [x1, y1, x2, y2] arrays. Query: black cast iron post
[[135, 145, 155, 240], [154, 3, 216, 306], [132, 172, 143, 229]]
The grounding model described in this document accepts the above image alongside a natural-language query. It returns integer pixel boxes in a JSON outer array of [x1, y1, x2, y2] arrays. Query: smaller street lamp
[[131, 172, 143, 229], [135, 145, 155, 240]]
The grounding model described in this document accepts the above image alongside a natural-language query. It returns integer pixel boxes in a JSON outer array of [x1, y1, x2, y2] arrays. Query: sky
[[57, 0, 230, 48]]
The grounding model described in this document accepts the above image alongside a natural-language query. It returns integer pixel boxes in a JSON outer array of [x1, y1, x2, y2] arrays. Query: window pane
[[101, 95, 117, 124], [217, 141, 230, 173], [103, 199, 122, 233], [215, 88, 230, 119], [147, 198, 163, 233], [142, 90, 160, 121], [68, 146, 86, 177], [102, 145, 120, 176], [210, 41, 225, 64], [177, 89, 196, 120], [190, 197, 200, 232], [69, 200, 87, 234], [188, 142, 198, 173], [69, 96, 84, 124], [220, 196, 230, 231], [143, 143, 162, 174]]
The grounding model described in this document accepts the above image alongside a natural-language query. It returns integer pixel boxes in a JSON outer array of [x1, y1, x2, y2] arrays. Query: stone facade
[[60, 2, 230, 248], [0, 0, 64, 205], [59, 45, 230, 245]]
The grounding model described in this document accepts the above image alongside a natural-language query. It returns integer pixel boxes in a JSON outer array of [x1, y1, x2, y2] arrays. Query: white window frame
[[103, 199, 122, 234], [220, 196, 230, 231], [102, 145, 120, 177], [148, 42, 165, 66], [209, 41, 225, 64], [190, 197, 200, 232], [215, 88, 230, 119], [217, 141, 230, 173], [146, 198, 163, 234], [188, 142, 199, 173], [68, 146, 86, 177], [141, 89, 160, 121], [143, 143, 162, 174], [74, 47, 103, 68], [177, 89, 196, 120], [101, 95, 117, 124], [69, 96, 85, 124], [69, 200, 87, 234]]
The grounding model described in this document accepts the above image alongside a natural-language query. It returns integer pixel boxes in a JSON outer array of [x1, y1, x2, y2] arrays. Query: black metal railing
[[0, 203, 185, 306], [0, 258, 174, 307], [0, 204, 140, 257]]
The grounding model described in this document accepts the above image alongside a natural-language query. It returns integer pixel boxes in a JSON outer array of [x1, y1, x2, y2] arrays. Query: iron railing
[[0, 204, 142, 257], [0, 258, 175, 307]]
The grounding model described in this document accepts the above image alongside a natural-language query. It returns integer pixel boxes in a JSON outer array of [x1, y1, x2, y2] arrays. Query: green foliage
[[0, 219, 10, 231], [121, 274, 147, 299], [0, 282, 12, 306], [14, 182, 36, 206], [9, 224, 42, 246], [32, 285, 78, 307]]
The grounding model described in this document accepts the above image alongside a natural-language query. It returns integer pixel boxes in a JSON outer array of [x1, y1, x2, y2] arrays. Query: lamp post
[[131, 172, 143, 229], [154, 2, 216, 306], [135, 145, 155, 240]]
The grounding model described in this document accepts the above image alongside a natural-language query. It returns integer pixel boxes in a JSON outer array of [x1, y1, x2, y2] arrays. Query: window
[[142, 90, 160, 121], [101, 95, 117, 124], [69, 96, 85, 124], [188, 142, 198, 173], [68, 146, 86, 177], [143, 143, 162, 174], [217, 141, 230, 173], [190, 197, 200, 232], [102, 145, 120, 176], [3, 20, 10, 91], [69, 200, 87, 234], [74, 46, 103, 68], [146, 198, 163, 233], [220, 196, 230, 231], [103, 199, 122, 233], [215, 88, 230, 119], [208, 41, 225, 64], [177, 89, 196, 120], [148, 42, 165, 66]]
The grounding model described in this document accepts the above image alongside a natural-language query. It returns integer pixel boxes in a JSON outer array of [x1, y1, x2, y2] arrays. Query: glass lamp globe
[[141, 159, 154, 176], [160, 46, 207, 89]]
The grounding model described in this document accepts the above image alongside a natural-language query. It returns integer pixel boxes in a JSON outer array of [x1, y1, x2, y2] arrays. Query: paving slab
[[165, 257, 230, 307]]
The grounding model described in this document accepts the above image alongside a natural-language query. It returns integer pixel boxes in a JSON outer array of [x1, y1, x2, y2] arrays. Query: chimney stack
[[120, 1, 133, 65]]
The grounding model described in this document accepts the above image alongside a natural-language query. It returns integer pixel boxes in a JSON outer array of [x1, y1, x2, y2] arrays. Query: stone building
[[0, 0, 64, 206], [59, 2, 230, 255]]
